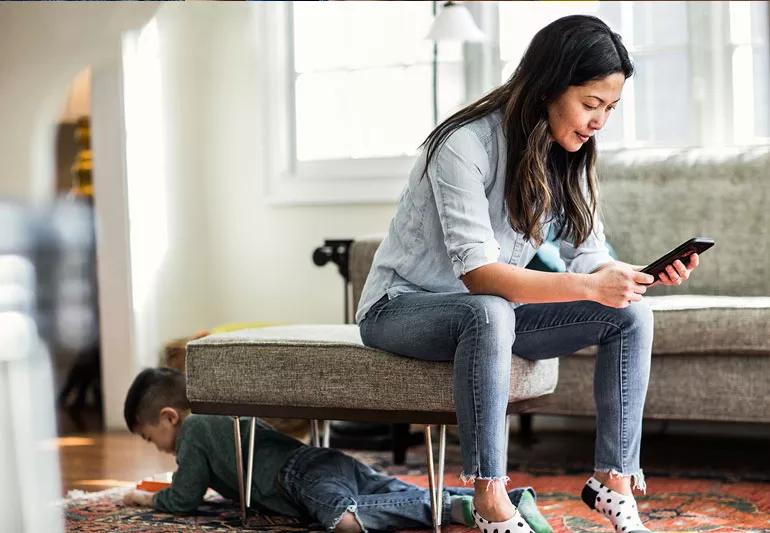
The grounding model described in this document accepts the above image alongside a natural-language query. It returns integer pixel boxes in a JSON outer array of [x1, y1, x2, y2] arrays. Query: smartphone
[[640, 237, 715, 279]]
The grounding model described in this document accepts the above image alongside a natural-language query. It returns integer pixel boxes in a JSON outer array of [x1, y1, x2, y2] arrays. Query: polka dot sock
[[580, 477, 649, 532], [472, 505, 534, 533]]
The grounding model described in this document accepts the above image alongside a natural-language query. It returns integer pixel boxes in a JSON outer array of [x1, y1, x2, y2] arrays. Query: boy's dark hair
[[124, 367, 190, 432]]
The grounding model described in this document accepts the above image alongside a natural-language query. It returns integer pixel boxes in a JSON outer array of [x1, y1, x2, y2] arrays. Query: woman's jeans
[[279, 446, 532, 531], [359, 293, 653, 489]]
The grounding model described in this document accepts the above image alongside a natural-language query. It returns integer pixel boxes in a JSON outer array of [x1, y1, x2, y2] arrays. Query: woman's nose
[[589, 114, 605, 131]]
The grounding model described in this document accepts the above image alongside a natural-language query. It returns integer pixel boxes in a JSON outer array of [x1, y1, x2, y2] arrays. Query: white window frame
[[264, 2, 419, 205]]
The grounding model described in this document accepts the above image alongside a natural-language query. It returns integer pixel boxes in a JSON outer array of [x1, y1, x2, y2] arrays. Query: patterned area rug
[[64, 469, 770, 532]]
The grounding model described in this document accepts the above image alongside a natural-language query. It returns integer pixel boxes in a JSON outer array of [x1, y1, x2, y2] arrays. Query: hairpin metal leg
[[322, 420, 331, 448], [233, 417, 246, 524], [436, 424, 446, 529], [246, 417, 256, 508], [310, 419, 320, 447], [424, 425, 440, 533]]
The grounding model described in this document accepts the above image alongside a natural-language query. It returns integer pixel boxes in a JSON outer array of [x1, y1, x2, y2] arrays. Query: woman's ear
[[159, 407, 180, 426]]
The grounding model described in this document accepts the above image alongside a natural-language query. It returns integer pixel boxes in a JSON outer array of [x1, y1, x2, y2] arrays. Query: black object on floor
[[328, 422, 424, 465]]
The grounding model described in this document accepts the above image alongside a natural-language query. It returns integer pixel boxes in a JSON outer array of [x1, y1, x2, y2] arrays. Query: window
[[498, 1, 770, 149], [270, 2, 768, 203], [266, 2, 468, 204], [293, 2, 464, 162]]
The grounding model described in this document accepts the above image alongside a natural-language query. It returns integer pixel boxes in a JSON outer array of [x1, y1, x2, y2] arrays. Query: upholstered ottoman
[[186, 324, 558, 529]]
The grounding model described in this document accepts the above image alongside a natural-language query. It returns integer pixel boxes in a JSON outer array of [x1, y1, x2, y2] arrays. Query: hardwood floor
[[56, 406, 176, 495], [58, 431, 176, 494]]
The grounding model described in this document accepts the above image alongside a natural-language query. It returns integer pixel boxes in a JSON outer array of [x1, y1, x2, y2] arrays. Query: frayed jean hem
[[327, 504, 365, 532], [593, 466, 646, 494], [459, 472, 511, 489]]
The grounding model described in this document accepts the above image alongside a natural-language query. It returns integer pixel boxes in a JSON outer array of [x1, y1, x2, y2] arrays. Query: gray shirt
[[356, 110, 612, 323], [153, 414, 303, 516]]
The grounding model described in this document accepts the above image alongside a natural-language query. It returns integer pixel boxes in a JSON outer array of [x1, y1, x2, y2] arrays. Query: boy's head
[[124, 367, 190, 454]]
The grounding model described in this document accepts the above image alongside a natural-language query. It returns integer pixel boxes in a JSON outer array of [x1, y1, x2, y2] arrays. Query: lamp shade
[[426, 1, 485, 42]]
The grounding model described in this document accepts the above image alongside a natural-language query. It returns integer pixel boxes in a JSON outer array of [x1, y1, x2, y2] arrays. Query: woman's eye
[[607, 106, 616, 112], [583, 104, 598, 110]]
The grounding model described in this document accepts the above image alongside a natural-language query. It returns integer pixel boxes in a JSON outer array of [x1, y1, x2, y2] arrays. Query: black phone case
[[640, 237, 715, 278]]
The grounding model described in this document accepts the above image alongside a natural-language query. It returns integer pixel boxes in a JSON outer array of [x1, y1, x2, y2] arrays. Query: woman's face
[[546, 72, 625, 152]]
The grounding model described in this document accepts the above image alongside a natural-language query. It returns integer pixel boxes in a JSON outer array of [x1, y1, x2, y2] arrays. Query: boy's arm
[[152, 442, 211, 514]]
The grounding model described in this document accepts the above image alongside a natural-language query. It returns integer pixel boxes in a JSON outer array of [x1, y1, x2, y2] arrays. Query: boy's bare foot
[[333, 511, 362, 533]]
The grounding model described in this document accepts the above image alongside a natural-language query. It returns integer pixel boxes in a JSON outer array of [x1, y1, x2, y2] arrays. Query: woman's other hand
[[587, 263, 654, 308], [650, 253, 699, 287]]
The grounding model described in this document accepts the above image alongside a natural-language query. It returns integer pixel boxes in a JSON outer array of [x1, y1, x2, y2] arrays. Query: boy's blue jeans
[[359, 293, 653, 490], [279, 446, 532, 531]]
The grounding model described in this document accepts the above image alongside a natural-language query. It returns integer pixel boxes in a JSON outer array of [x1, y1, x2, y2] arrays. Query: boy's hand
[[123, 489, 155, 507]]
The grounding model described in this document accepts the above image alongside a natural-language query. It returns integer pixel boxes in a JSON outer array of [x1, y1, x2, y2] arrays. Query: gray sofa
[[541, 146, 770, 423], [351, 146, 770, 424]]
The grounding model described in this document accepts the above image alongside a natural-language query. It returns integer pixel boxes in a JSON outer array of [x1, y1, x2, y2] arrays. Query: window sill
[[266, 155, 415, 205]]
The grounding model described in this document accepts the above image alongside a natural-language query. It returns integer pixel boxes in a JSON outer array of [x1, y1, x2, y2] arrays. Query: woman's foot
[[453, 490, 553, 533], [581, 477, 649, 532], [472, 506, 534, 533], [472, 479, 517, 521], [593, 471, 634, 496], [471, 479, 535, 533]]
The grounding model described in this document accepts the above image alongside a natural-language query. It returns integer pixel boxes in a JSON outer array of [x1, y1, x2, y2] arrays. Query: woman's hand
[[123, 489, 155, 507], [649, 253, 699, 287], [587, 263, 654, 308]]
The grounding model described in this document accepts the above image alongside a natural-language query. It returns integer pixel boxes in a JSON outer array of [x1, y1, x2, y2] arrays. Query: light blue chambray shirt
[[355, 110, 613, 324]]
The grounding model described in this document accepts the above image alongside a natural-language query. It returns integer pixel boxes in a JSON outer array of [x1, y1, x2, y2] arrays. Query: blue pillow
[[526, 237, 617, 273]]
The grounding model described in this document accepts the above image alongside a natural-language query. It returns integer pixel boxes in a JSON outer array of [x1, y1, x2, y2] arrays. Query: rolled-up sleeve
[[558, 209, 613, 274], [426, 129, 500, 278]]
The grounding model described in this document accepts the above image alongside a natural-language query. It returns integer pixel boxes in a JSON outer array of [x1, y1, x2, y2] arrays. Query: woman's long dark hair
[[421, 15, 633, 246]]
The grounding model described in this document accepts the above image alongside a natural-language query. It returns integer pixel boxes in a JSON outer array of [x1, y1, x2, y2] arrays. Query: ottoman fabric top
[[186, 325, 558, 416]]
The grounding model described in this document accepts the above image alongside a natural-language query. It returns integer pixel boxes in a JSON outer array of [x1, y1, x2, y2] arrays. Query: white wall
[[0, 3, 399, 429], [0, 4, 159, 203], [123, 4, 397, 431], [200, 4, 395, 325], [125, 2, 397, 353], [127, 5, 218, 364]]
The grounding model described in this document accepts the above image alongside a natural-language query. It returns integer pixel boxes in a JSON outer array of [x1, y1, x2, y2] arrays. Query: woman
[[357, 14, 698, 533]]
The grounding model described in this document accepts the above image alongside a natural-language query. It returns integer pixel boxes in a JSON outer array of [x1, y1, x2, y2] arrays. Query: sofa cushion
[[537, 352, 770, 422], [571, 295, 770, 357], [648, 295, 770, 355], [186, 325, 558, 418], [526, 295, 770, 422]]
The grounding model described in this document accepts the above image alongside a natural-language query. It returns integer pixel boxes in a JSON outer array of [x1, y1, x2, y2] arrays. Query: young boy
[[122, 368, 552, 532]]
